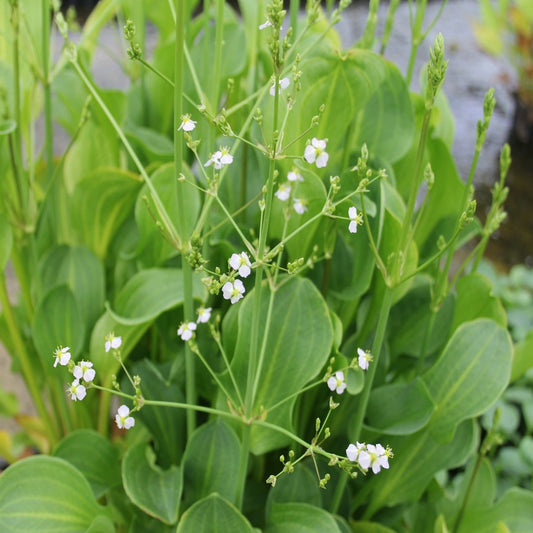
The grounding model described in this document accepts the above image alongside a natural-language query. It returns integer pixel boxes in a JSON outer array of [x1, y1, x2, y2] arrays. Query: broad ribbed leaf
[[265, 503, 341, 533], [122, 443, 182, 525], [72, 167, 142, 258], [458, 488, 533, 533], [33, 284, 85, 362], [223, 277, 333, 454], [364, 419, 477, 515], [182, 419, 241, 505], [53, 430, 121, 499], [37, 245, 105, 330], [423, 319, 512, 441], [0, 456, 111, 533], [176, 493, 254, 533], [366, 378, 434, 435], [451, 274, 507, 333]]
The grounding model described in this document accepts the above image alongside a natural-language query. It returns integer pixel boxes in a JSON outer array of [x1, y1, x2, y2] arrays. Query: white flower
[[53, 346, 71, 368], [288, 167, 304, 182], [293, 198, 307, 215], [205, 151, 222, 169], [115, 405, 135, 430], [67, 379, 86, 401], [229, 252, 252, 278], [269, 77, 290, 96], [259, 19, 273, 30], [357, 347, 373, 370], [348, 206, 363, 233], [358, 443, 390, 474], [178, 113, 197, 132], [196, 306, 212, 324], [222, 279, 245, 304], [218, 146, 233, 166], [346, 441, 366, 463], [105, 333, 122, 353], [304, 138, 329, 168], [327, 371, 347, 394], [205, 147, 233, 169], [178, 321, 197, 341], [73, 361, 96, 382], [275, 183, 291, 201]]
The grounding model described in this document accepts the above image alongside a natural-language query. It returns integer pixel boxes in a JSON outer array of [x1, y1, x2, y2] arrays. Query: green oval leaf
[[423, 318, 513, 441], [366, 378, 435, 435], [33, 284, 85, 362], [37, 245, 105, 331], [265, 502, 341, 533], [72, 167, 142, 259], [53, 429, 121, 499], [176, 493, 254, 533], [0, 455, 110, 533], [223, 277, 333, 454], [122, 443, 182, 525], [183, 419, 241, 506]]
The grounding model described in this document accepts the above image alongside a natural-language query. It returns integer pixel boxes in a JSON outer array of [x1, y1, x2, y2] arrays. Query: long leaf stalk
[[174, 0, 196, 439], [0, 275, 58, 447], [42, 0, 54, 185], [329, 286, 394, 514]]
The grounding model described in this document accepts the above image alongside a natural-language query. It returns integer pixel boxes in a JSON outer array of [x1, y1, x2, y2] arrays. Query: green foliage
[[0, 0, 531, 532]]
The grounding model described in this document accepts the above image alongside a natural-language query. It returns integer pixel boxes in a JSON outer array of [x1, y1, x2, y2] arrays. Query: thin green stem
[[175, 0, 196, 438], [42, 0, 54, 185], [416, 308, 436, 375], [0, 274, 58, 447], [212, 0, 224, 112], [212, 334, 245, 408], [330, 287, 394, 514], [71, 59, 181, 249], [452, 455, 483, 533]]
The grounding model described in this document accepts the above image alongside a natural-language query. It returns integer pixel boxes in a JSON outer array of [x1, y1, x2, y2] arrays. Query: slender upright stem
[[0, 274, 58, 447], [330, 287, 394, 514], [42, 0, 54, 185], [175, 0, 196, 438]]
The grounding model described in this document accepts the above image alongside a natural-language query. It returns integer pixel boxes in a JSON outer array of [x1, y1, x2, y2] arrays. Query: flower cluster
[[348, 206, 363, 234], [346, 441, 392, 474], [53, 336, 136, 431], [205, 146, 233, 169], [269, 77, 290, 96], [275, 167, 308, 215], [178, 306, 213, 341]]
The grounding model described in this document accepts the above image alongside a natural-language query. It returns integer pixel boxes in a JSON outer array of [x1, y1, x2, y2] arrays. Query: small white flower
[[205, 151, 222, 169], [259, 19, 273, 30], [275, 183, 291, 201], [67, 379, 86, 401], [196, 306, 212, 324], [116, 405, 135, 430], [222, 279, 245, 304], [346, 441, 366, 463], [205, 147, 233, 169], [269, 77, 290, 96], [73, 361, 96, 382], [177, 321, 197, 341], [219, 146, 233, 166], [293, 198, 307, 215], [359, 443, 390, 474], [348, 206, 363, 233], [327, 371, 347, 394], [105, 333, 122, 353], [178, 113, 196, 132], [53, 346, 71, 368], [304, 138, 329, 168], [357, 347, 373, 370], [229, 252, 252, 278], [288, 167, 304, 182]]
